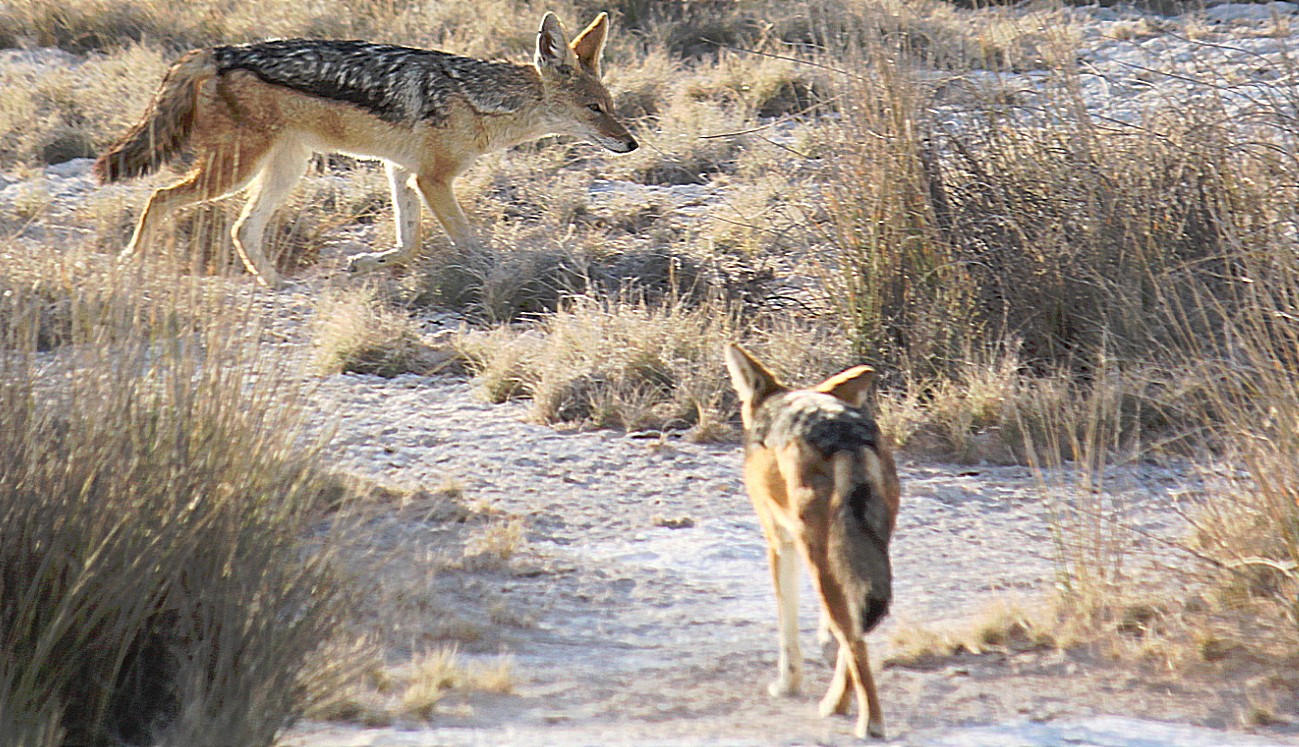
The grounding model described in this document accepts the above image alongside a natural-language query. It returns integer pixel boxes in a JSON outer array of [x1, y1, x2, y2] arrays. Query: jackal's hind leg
[[121, 141, 270, 270], [120, 165, 231, 261], [848, 637, 884, 739], [818, 645, 852, 717], [766, 533, 804, 698], [818, 608, 833, 646], [347, 163, 423, 273], [231, 142, 309, 288], [800, 537, 885, 739], [818, 601, 885, 739], [120, 180, 189, 261]]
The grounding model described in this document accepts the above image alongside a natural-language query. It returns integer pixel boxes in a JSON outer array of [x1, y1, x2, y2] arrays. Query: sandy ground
[[275, 371, 1299, 747]]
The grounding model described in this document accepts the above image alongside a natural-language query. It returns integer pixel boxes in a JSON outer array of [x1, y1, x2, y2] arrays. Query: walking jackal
[[724, 344, 901, 740], [94, 12, 638, 288]]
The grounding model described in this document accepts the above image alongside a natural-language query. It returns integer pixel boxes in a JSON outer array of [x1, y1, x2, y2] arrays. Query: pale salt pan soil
[[280, 374, 1296, 747]]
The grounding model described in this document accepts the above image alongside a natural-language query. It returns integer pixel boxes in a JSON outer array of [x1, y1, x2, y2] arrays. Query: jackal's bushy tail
[[93, 49, 215, 183], [828, 449, 894, 634]]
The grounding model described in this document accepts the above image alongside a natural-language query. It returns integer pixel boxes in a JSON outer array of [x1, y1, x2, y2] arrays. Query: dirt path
[[282, 373, 1299, 747]]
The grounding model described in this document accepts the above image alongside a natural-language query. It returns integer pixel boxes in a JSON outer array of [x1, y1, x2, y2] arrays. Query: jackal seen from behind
[[725, 344, 901, 740]]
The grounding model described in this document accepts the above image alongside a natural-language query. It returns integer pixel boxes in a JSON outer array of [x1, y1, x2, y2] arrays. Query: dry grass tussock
[[306, 646, 516, 727], [312, 284, 455, 378], [1012, 324, 1299, 679], [0, 44, 168, 166], [0, 269, 358, 745], [813, 38, 1271, 375], [455, 293, 741, 436], [887, 599, 1056, 668], [399, 647, 515, 720], [1175, 284, 1299, 674], [453, 286, 861, 441]]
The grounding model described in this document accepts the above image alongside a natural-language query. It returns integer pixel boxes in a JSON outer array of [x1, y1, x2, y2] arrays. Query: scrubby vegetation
[[1, 0, 1297, 739], [0, 274, 351, 745]]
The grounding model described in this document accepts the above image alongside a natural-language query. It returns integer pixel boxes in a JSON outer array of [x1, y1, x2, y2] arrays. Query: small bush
[[0, 287, 350, 746]]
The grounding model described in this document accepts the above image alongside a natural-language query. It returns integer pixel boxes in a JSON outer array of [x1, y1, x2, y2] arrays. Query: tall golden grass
[[0, 267, 351, 745], [815, 17, 1298, 658]]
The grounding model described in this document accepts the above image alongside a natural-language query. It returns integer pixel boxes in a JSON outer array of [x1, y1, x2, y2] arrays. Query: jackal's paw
[[857, 717, 885, 740], [766, 677, 801, 698], [818, 688, 851, 717], [347, 251, 397, 274], [253, 272, 285, 290]]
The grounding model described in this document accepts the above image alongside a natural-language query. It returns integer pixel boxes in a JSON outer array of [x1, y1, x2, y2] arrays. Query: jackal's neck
[[470, 66, 560, 152]]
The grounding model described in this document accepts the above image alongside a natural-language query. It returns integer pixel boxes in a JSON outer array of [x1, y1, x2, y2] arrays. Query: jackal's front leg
[[348, 163, 427, 273], [414, 172, 479, 249]]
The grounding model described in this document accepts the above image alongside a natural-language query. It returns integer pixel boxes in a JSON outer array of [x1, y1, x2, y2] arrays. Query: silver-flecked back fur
[[212, 39, 539, 126]]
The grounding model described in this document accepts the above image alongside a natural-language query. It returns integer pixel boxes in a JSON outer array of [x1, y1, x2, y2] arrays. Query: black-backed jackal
[[724, 344, 901, 740], [94, 12, 637, 288]]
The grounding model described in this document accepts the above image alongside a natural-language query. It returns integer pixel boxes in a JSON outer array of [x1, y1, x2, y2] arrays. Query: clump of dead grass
[[612, 92, 748, 185], [399, 648, 516, 721], [456, 293, 741, 436], [683, 48, 827, 119], [312, 647, 515, 726], [888, 599, 1055, 668], [0, 276, 354, 745], [462, 517, 529, 572], [313, 286, 447, 378], [398, 240, 587, 323], [0, 244, 201, 350], [451, 288, 866, 442], [0, 0, 471, 54], [1179, 281, 1299, 667], [0, 45, 169, 168], [810, 20, 1284, 379]]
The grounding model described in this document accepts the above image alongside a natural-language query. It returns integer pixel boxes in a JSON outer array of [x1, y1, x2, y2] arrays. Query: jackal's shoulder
[[747, 391, 881, 456], [211, 39, 539, 125]]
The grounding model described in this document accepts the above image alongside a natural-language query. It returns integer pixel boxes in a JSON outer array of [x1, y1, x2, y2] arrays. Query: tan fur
[[725, 344, 900, 740], [95, 12, 636, 288], [94, 50, 214, 183]]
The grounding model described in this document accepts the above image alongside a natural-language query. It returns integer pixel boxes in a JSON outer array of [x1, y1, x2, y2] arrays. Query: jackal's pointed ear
[[724, 344, 783, 407], [571, 12, 609, 76], [814, 365, 877, 409], [536, 12, 578, 72]]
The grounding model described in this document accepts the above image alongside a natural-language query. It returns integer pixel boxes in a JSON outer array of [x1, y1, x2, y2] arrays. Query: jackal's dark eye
[[587, 103, 605, 114]]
